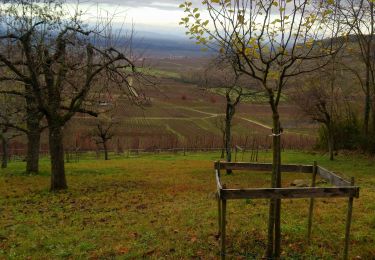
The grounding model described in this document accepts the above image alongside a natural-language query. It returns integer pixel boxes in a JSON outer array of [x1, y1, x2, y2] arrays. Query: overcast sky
[[71, 0, 196, 37]]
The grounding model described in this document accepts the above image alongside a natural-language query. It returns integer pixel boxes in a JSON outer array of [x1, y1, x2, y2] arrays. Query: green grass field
[[1, 151, 374, 259]]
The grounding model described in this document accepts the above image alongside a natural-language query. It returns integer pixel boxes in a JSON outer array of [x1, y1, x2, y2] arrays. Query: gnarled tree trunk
[[1, 135, 8, 169], [48, 123, 67, 191], [26, 125, 40, 174], [103, 141, 109, 160], [25, 86, 42, 174]]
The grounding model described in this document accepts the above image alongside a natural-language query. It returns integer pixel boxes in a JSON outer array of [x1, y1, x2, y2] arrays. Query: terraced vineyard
[[8, 58, 318, 155], [72, 69, 317, 152]]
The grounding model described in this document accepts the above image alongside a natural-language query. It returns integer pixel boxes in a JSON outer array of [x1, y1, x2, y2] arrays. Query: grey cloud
[[72, 0, 183, 10]]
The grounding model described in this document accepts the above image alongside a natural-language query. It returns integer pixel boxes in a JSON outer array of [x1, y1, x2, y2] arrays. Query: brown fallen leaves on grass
[[0, 152, 374, 258]]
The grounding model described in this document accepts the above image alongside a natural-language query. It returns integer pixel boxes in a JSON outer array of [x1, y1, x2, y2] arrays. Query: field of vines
[[6, 59, 318, 156]]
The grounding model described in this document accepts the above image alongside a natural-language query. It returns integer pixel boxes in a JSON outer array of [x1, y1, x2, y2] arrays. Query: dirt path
[[73, 106, 313, 136]]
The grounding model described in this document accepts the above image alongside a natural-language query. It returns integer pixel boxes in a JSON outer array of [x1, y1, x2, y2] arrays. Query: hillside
[[6, 57, 318, 156], [1, 151, 374, 258]]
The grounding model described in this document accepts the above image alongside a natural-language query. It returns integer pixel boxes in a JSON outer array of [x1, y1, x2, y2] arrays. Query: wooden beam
[[217, 192, 222, 237], [307, 161, 317, 244], [214, 162, 313, 173], [220, 199, 227, 260], [220, 187, 359, 200], [344, 177, 355, 260], [317, 166, 351, 187]]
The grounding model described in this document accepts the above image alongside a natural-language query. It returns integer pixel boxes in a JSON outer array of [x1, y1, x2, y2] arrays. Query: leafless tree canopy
[[0, 0, 146, 190]]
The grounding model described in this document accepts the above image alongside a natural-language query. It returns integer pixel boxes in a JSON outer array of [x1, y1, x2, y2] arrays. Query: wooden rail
[[220, 186, 359, 200], [214, 161, 313, 173], [214, 161, 359, 260]]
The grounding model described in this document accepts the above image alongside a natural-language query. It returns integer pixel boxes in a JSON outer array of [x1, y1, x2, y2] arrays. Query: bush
[[358, 133, 375, 153], [317, 114, 375, 153], [317, 117, 361, 151], [334, 119, 361, 150]]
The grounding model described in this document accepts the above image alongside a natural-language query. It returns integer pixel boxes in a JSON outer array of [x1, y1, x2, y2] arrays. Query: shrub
[[317, 117, 361, 151]]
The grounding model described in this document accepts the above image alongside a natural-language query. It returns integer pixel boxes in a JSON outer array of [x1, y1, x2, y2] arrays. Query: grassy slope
[[1, 151, 374, 259]]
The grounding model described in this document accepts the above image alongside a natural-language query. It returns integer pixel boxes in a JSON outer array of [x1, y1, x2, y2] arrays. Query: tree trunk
[[327, 125, 334, 161], [225, 114, 232, 162], [266, 111, 282, 259], [103, 141, 109, 160], [49, 124, 67, 191], [25, 86, 42, 174], [363, 82, 370, 136], [1, 136, 8, 169], [26, 127, 40, 174], [363, 26, 373, 136], [225, 102, 233, 174]]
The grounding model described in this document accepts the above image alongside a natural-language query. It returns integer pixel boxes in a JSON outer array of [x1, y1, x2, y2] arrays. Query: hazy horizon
[[67, 0, 192, 38]]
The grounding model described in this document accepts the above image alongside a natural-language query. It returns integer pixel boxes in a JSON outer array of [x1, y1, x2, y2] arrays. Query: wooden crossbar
[[215, 162, 353, 187], [219, 186, 359, 200], [214, 162, 313, 173]]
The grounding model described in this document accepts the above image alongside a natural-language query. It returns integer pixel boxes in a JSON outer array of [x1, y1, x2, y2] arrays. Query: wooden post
[[219, 183, 227, 260], [343, 177, 355, 260], [307, 161, 317, 243], [220, 198, 227, 260], [217, 192, 222, 236]]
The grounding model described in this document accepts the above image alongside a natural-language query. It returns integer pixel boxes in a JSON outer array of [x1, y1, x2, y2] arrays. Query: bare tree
[[339, 0, 374, 135], [201, 60, 256, 173], [91, 116, 117, 160], [292, 73, 338, 160], [0, 87, 43, 173], [180, 0, 345, 257], [0, 45, 44, 174], [0, 94, 22, 168], [0, 1, 143, 190]]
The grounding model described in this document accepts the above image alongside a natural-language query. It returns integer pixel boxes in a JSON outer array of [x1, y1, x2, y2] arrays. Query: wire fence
[[1, 145, 302, 164]]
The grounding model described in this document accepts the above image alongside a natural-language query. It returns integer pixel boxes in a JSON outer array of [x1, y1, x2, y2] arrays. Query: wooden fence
[[214, 161, 359, 260]]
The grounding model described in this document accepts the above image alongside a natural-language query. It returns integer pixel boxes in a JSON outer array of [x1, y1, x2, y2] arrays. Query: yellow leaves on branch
[[238, 15, 245, 24], [244, 47, 260, 59], [243, 38, 260, 59], [179, 2, 192, 9], [268, 70, 280, 80], [305, 38, 314, 48], [179, 1, 211, 45]]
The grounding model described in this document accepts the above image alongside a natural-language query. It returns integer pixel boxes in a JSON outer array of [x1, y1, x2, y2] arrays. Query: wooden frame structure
[[215, 161, 360, 260]]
